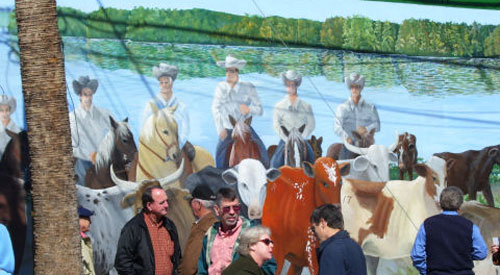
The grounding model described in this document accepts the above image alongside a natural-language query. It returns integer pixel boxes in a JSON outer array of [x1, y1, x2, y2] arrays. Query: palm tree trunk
[[15, 0, 82, 274]]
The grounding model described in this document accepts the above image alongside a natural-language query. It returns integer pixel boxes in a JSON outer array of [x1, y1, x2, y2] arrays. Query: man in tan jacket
[[179, 184, 218, 275]]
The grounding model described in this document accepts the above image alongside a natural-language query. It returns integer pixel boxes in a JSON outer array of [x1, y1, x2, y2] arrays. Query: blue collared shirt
[[410, 211, 488, 275]]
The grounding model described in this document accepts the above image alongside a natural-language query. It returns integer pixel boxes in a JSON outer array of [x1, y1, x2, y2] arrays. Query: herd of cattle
[[2, 114, 500, 274]]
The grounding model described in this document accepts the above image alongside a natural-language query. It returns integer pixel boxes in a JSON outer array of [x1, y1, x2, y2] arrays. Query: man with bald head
[[115, 186, 181, 275]]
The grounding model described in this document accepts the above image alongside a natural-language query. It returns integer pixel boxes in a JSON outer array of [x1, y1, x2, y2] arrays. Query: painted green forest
[[7, 7, 500, 57]]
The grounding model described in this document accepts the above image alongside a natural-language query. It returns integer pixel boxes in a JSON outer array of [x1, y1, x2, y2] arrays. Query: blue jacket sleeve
[[0, 224, 15, 274], [471, 224, 488, 260], [411, 225, 427, 275], [198, 236, 209, 275]]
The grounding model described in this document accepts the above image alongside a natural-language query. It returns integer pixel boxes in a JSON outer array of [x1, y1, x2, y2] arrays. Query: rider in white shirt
[[0, 95, 21, 158], [271, 70, 315, 168], [69, 76, 113, 185], [143, 63, 195, 160], [211, 55, 269, 168]]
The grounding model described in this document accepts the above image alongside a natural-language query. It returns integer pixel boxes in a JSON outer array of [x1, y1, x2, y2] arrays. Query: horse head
[[140, 103, 181, 164], [228, 115, 259, 167], [282, 124, 307, 167], [95, 117, 137, 173]]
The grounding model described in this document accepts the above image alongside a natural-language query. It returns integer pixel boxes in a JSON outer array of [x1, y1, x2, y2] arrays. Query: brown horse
[[0, 129, 29, 273], [84, 117, 137, 189], [308, 135, 323, 159], [226, 115, 261, 167], [327, 128, 375, 160]]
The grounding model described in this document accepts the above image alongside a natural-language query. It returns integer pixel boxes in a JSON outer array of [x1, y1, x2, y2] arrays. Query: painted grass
[[365, 0, 500, 10]]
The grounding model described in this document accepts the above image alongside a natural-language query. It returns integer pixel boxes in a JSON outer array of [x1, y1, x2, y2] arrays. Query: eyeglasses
[[259, 238, 274, 246], [221, 204, 241, 214], [226, 68, 239, 74]]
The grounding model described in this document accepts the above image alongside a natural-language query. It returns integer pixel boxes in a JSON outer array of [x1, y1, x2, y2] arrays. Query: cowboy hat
[[152, 63, 178, 81], [345, 72, 365, 90], [73, 76, 99, 96], [281, 70, 302, 87], [216, 55, 246, 69], [0, 94, 16, 113]]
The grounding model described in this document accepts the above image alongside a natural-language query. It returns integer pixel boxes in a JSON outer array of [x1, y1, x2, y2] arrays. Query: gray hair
[[440, 186, 464, 211], [237, 225, 271, 256], [193, 198, 214, 209]]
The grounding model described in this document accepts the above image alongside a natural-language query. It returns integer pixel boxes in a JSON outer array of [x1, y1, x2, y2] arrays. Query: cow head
[[343, 135, 398, 182], [414, 156, 447, 203], [222, 159, 281, 220], [303, 157, 350, 206], [488, 146, 500, 164]]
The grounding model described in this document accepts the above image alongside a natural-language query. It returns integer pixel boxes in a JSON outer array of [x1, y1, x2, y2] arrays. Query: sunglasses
[[221, 204, 242, 214], [259, 238, 274, 246]]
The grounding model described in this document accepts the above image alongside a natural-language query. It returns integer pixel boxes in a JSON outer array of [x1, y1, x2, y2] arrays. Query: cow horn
[[344, 138, 369, 155], [110, 164, 139, 190], [159, 158, 185, 188], [388, 131, 399, 152]]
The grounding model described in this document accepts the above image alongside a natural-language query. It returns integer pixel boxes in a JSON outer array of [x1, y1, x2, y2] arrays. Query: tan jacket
[[81, 236, 96, 275], [178, 212, 218, 275]]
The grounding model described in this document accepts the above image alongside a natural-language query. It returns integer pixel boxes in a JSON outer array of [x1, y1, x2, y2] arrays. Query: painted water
[[2, 33, 500, 162]]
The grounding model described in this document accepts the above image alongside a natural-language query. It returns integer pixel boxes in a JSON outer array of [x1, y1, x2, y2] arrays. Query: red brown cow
[[261, 157, 349, 275], [434, 144, 499, 207], [393, 132, 418, 180]]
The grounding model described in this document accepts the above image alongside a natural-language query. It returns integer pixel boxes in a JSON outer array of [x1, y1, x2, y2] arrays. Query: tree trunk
[[15, 0, 82, 274]]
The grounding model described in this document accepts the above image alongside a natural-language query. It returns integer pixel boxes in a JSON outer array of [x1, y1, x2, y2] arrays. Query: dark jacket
[[317, 230, 367, 275], [115, 211, 182, 275], [222, 254, 264, 275]]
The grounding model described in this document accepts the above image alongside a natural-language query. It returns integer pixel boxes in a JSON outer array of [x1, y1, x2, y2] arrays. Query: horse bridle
[[139, 120, 178, 163]]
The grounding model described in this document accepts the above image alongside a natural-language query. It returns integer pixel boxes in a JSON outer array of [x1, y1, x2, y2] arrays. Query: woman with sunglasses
[[222, 225, 274, 275]]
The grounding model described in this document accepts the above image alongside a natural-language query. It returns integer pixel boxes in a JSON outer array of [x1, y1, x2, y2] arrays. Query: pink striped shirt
[[208, 218, 243, 275]]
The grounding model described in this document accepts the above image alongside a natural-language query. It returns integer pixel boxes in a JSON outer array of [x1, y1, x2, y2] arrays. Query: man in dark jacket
[[411, 186, 487, 274], [115, 186, 181, 275], [310, 204, 367, 275]]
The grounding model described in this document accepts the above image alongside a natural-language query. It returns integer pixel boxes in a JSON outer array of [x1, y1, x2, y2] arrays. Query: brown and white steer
[[341, 156, 447, 274], [394, 132, 418, 180]]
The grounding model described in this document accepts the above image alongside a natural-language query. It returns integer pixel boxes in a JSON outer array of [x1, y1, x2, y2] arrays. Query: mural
[[0, 0, 499, 274]]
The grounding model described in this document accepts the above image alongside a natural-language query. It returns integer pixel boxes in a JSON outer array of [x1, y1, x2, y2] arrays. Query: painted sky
[[3, 0, 500, 25]]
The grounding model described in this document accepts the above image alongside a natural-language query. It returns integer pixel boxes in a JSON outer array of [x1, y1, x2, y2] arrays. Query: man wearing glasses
[[197, 188, 276, 275], [310, 204, 366, 275], [211, 55, 269, 169], [271, 70, 315, 168]]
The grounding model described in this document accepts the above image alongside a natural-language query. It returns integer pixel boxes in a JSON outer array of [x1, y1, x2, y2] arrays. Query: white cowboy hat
[[152, 63, 178, 81], [73, 76, 99, 96], [281, 70, 302, 87], [0, 94, 16, 113], [345, 72, 365, 90], [216, 55, 246, 69]]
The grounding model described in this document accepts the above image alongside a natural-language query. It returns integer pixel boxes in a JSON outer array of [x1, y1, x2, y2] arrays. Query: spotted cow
[[261, 157, 349, 275], [341, 156, 447, 274]]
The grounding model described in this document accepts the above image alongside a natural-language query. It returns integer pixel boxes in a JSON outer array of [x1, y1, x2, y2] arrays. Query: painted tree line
[[7, 6, 500, 57]]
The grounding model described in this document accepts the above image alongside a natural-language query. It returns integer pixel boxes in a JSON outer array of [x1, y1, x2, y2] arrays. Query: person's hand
[[239, 104, 250, 116], [491, 244, 499, 254], [90, 152, 97, 165], [219, 129, 228, 141], [347, 137, 353, 144], [357, 126, 367, 135]]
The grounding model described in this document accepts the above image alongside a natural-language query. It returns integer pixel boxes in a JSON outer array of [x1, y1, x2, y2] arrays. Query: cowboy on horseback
[[270, 70, 315, 168], [143, 63, 195, 162], [70, 76, 114, 185], [212, 55, 269, 169], [0, 94, 21, 158], [334, 72, 380, 159]]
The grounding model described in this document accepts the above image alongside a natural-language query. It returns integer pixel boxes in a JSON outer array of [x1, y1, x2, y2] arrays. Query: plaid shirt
[[145, 213, 175, 275]]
